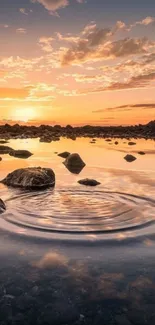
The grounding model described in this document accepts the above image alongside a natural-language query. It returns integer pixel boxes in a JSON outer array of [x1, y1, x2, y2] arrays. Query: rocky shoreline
[[0, 120, 154, 140]]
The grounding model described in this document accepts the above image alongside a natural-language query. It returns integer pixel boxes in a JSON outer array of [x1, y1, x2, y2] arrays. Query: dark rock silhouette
[[40, 137, 52, 143], [0, 145, 13, 154], [1, 167, 55, 190], [0, 198, 6, 214], [128, 142, 136, 146], [138, 151, 146, 155], [0, 140, 9, 144], [0, 120, 154, 140], [124, 154, 137, 162], [63, 153, 86, 174], [9, 150, 33, 159], [58, 152, 70, 158], [78, 179, 101, 186]]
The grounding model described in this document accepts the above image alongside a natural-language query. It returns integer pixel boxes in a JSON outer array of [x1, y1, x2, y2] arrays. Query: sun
[[14, 108, 36, 122]]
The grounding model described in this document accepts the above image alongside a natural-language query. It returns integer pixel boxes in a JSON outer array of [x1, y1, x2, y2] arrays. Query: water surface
[[0, 137, 154, 324]]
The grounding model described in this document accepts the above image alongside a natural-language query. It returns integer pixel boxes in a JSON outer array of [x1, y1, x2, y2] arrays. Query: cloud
[[61, 35, 152, 66], [16, 28, 27, 34], [79, 71, 155, 95], [19, 8, 28, 15], [93, 103, 155, 113], [39, 37, 54, 52], [0, 24, 9, 28], [32, 0, 84, 12]]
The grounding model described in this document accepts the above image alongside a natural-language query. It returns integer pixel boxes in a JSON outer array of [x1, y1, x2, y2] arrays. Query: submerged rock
[[58, 151, 70, 158], [124, 154, 137, 162], [63, 153, 86, 174], [0, 198, 6, 213], [128, 141, 136, 146], [9, 150, 33, 159], [1, 167, 55, 190], [0, 145, 13, 154], [78, 179, 101, 186]]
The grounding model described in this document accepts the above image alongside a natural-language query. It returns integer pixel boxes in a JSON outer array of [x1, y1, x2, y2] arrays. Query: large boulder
[[1, 167, 55, 190], [0, 199, 6, 214], [0, 145, 13, 154], [9, 150, 33, 159], [78, 179, 101, 186], [63, 153, 86, 174]]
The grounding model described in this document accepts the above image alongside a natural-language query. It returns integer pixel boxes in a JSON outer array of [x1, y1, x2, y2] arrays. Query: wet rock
[[9, 150, 33, 159], [58, 151, 70, 159], [39, 137, 52, 143], [51, 136, 60, 141], [78, 179, 101, 186], [124, 154, 137, 162], [0, 145, 13, 154], [128, 141, 136, 146], [0, 140, 9, 144], [138, 151, 145, 155], [68, 134, 76, 141], [63, 153, 86, 174], [90, 138, 96, 143], [0, 198, 6, 213], [1, 167, 55, 190]]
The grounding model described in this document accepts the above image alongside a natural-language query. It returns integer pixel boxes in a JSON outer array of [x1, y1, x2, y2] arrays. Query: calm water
[[0, 137, 155, 324]]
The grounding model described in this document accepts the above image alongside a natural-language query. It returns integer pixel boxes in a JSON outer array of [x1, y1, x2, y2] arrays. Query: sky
[[0, 0, 155, 126]]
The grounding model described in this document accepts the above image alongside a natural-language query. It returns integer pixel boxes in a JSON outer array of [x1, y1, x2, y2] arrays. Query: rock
[[0, 140, 9, 144], [68, 134, 76, 141], [39, 137, 51, 143], [0, 145, 13, 154], [63, 153, 86, 174], [51, 136, 60, 141], [128, 141, 136, 146], [0, 157, 2, 161], [0, 198, 6, 213], [105, 139, 112, 142], [124, 154, 137, 162], [78, 179, 101, 186], [58, 151, 70, 159], [9, 150, 33, 159], [1, 167, 55, 190], [138, 151, 145, 155], [115, 141, 119, 145]]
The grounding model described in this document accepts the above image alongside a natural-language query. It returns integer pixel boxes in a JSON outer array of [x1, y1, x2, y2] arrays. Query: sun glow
[[14, 108, 37, 122]]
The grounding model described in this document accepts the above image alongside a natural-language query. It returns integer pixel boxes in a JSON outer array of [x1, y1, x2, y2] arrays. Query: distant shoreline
[[0, 120, 154, 140]]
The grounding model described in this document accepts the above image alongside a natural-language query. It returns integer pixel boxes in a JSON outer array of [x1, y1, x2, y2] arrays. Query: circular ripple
[[2, 189, 155, 234]]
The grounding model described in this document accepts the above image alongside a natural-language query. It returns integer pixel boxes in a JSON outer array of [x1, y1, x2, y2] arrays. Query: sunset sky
[[0, 0, 155, 126]]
